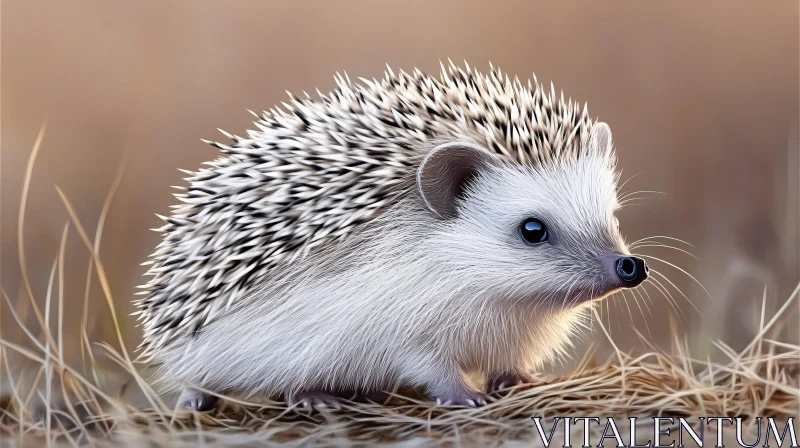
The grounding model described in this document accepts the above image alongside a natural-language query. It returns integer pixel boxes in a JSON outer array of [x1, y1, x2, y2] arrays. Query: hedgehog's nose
[[616, 256, 648, 287]]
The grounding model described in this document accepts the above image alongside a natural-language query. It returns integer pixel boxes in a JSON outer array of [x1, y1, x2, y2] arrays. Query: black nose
[[616, 256, 648, 287]]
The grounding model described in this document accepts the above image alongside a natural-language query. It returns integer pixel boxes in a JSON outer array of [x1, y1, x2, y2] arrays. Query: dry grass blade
[[17, 121, 59, 350]]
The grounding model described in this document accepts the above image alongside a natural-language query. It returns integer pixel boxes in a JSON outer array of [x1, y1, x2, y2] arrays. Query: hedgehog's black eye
[[520, 218, 548, 244]]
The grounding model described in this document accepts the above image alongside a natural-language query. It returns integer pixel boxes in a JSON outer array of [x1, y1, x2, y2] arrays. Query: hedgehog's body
[[137, 62, 648, 409]]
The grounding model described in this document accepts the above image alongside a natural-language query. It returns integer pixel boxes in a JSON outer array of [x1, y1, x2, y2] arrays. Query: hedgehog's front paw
[[433, 388, 488, 407], [177, 389, 219, 412], [285, 390, 341, 412], [484, 370, 532, 394]]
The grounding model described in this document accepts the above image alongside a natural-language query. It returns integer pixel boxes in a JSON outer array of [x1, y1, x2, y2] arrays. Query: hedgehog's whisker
[[619, 195, 649, 205], [648, 272, 689, 323], [629, 243, 698, 260], [629, 235, 695, 248], [639, 254, 712, 300], [618, 200, 649, 208], [628, 287, 653, 340], [610, 293, 619, 332], [630, 240, 694, 251], [638, 283, 655, 314], [594, 287, 604, 323], [619, 196, 653, 204], [618, 289, 635, 328], [646, 275, 685, 322], [617, 171, 644, 192], [649, 269, 703, 318], [618, 190, 666, 202]]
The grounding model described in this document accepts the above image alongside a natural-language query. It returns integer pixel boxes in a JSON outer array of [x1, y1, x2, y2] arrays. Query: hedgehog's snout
[[615, 256, 648, 287]]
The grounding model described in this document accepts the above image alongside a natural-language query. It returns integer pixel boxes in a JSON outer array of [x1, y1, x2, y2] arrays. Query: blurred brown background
[[2, 0, 799, 366]]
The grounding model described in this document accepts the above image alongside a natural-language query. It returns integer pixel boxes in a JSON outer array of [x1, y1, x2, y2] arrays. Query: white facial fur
[[432, 152, 627, 309]]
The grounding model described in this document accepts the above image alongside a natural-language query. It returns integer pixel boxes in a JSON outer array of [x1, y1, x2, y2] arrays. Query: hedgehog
[[135, 61, 650, 411]]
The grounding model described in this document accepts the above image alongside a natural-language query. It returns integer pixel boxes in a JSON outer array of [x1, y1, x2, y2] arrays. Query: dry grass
[[1, 124, 798, 447]]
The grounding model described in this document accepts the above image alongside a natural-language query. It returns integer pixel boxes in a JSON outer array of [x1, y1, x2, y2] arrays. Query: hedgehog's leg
[[284, 390, 341, 412], [430, 382, 488, 407], [177, 388, 219, 412], [426, 371, 489, 407], [399, 354, 488, 407], [484, 370, 533, 394]]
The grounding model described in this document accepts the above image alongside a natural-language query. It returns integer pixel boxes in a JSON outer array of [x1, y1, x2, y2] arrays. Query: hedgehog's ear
[[589, 122, 613, 154], [417, 141, 497, 219]]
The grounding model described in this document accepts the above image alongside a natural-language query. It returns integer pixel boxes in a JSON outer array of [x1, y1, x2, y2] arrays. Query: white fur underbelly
[[155, 285, 592, 396]]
